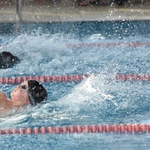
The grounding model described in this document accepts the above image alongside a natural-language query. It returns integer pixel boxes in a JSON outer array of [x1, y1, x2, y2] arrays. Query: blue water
[[0, 20, 150, 149]]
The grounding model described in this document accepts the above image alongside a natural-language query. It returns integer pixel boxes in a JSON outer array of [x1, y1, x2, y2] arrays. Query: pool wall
[[0, 0, 150, 23]]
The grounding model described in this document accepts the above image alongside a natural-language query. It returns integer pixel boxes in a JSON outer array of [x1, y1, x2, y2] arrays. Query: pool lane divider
[[0, 74, 149, 84], [1, 41, 150, 49], [0, 124, 150, 135], [66, 41, 150, 48], [0, 74, 88, 84], [116, 74, 150, 81]]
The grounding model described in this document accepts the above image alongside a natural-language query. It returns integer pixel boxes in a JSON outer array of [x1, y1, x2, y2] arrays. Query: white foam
[[57, 74, 114, 113]]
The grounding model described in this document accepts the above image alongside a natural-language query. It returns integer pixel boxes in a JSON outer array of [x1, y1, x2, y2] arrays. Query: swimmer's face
[[11, 81, 30, 107]]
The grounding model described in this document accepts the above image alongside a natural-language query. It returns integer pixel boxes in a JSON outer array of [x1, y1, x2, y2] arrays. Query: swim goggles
[[21, 84, 36, 106], [27, 90, 36, 106]]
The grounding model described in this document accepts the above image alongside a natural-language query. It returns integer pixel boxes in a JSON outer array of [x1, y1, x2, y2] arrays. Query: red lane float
[[0, 74, 149, 84], [0, 124, 150, 135], [66, 41, 150, 48], [1, 41, 150, 49], [0, 74, 88, 84], [116, 74, 150, 81]]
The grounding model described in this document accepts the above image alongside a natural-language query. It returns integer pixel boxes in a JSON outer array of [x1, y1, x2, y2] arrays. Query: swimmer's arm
[[0, 91, 7, 107]]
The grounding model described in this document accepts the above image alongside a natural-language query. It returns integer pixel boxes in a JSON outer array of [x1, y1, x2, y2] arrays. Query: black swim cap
[[0, 51, 20, 69], [28, 80, 47, 106]]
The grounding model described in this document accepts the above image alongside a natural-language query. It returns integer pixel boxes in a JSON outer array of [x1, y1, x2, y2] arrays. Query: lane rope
[[0, 123, 150, 135], [66, 41, 150, 48], [0, 74, 149, 84], [116, 74, 150, 81], [1, 41, 150, 49]]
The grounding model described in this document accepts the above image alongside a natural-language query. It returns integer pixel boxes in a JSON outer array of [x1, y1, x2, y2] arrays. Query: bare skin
[[0, 81, 30, 116]]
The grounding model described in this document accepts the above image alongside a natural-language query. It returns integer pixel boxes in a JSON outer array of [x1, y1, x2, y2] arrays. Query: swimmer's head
[[0, 51, 20, 69], [27, 80, 48, 106]]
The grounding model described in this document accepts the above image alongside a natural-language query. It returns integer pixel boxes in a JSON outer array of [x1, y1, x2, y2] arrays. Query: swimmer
[[0, 80, 47, 117], [0, 51, 20, 69], [115, 0, 127, 5]]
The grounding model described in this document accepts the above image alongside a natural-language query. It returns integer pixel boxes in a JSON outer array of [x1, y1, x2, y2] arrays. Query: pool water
[[0, 20, 150, 149]]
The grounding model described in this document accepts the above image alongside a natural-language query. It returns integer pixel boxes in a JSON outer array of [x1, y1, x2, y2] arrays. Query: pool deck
[[0, 4, 150, 22]]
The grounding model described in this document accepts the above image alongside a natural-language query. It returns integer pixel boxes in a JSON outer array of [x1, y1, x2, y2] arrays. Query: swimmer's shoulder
[[0, 91, 7, 98], [0, 91, 8, 107]]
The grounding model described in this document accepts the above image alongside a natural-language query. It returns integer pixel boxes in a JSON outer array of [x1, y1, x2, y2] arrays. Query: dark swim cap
[[28, 80, 48, 106], [0, 51, 20, 69]]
